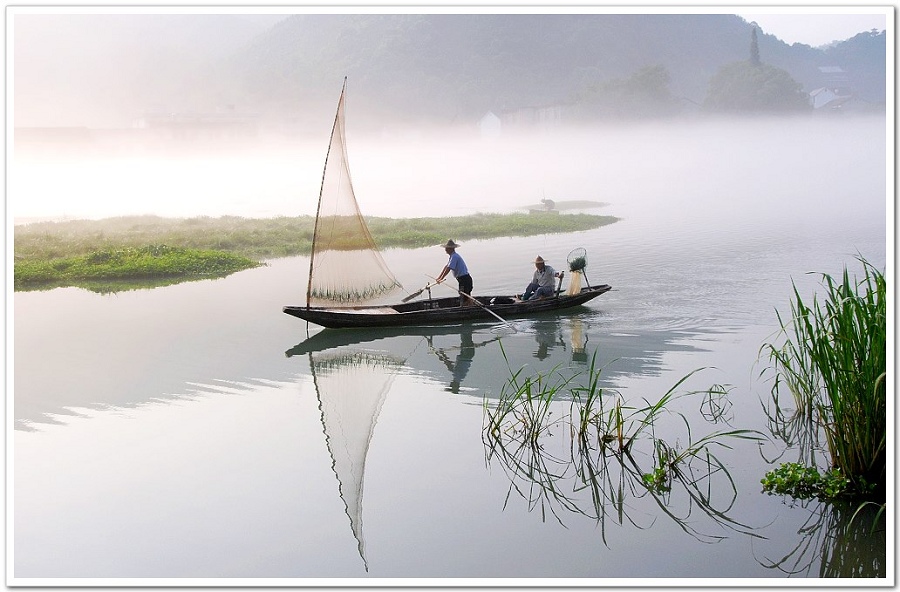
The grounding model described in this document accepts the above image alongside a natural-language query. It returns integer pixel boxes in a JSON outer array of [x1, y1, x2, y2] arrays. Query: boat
[[283, 79, 612, 330], [284, 285, 611, 329]]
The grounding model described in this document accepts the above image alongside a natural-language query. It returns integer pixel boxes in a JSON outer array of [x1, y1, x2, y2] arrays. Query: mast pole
[[307, 77, 348, 307]]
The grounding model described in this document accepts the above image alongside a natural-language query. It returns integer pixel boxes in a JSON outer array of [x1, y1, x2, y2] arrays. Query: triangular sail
[[307, 79, 401, 306], [311, 349, 401, 571]]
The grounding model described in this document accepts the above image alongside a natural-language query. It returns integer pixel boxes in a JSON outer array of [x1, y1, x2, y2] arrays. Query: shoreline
[[14, 211, 620, 292]]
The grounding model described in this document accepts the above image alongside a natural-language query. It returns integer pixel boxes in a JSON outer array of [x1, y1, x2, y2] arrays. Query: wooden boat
[[284, 284, 611, 329], [283, 79, 611, 330]]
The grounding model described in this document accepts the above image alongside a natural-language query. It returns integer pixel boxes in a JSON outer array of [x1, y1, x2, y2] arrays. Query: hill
[[210, 13, 886, 129], [12, 12, 886, 130]]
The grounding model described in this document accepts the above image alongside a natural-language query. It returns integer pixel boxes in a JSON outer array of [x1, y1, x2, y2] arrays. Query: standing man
[[522, 255, 562, 301], [435, 239, 473, 306]]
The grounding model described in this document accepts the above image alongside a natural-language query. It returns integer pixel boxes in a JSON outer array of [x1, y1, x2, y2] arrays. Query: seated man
[[522, 256, 562, 301]]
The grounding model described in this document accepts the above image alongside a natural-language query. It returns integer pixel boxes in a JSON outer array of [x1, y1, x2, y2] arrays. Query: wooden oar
[[428, 276, 518, 333], [402, 283, 432, 303]]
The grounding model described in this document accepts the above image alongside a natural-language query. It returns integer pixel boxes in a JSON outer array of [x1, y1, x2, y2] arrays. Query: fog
[[12, 12, 287, 128], [10, 115, 887, 234]]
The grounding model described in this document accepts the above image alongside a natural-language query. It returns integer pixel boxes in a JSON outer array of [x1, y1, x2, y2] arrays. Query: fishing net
[[566, 247, 590, 295], [307, 83, 402, 306]]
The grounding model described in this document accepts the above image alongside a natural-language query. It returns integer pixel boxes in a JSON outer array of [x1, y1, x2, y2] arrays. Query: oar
[[428, 276, 518, 333], [402, 283, 432, 303]]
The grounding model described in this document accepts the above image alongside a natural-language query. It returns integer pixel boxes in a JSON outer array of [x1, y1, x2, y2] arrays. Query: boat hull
[[283, 285, 612, 329]]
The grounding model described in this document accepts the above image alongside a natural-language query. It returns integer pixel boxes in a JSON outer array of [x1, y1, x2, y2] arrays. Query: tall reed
[[762, 258, 886, 499]]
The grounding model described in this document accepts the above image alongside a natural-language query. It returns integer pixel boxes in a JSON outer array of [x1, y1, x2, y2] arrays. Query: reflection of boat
[[286, 322, 495, 357], [284, 286, 611, 329], [281, 78, 612, 329]]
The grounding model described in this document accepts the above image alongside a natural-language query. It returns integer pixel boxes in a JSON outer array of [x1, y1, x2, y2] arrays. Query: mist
[[10, 12, 886, 229], [10, 115, 886, 236], [12, 12, 287, 128]]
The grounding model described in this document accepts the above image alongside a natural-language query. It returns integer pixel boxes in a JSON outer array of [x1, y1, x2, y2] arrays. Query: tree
[[749, 24, 761, 66], [574, 64, 682, 119], [704, 61, 811, 112], [704, 26, 810, 113]]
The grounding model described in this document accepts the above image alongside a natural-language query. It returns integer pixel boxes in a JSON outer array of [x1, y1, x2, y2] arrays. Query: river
[[10, 114, 889, 583]]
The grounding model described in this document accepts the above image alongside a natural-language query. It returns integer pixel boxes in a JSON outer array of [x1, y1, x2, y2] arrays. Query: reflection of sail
[[310, 349, 402, 571]]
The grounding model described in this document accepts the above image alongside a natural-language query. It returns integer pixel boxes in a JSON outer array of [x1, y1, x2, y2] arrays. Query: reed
[[761, 258, 886, 500], [484, 348, 763, 538]]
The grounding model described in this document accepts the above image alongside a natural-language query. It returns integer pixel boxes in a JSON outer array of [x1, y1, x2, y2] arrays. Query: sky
[[736, 11, 889, 47]]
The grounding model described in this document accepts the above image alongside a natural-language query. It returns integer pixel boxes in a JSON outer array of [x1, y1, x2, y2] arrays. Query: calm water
[[11, 115, 890, 583]]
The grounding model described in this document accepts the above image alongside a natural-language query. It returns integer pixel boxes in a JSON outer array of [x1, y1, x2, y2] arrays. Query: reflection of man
[[432, 330, 476, 394], [533, 322, 563, 361], [449, 331, 475, 393]]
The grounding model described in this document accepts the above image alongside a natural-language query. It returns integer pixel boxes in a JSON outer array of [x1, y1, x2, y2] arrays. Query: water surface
[[11, 115, 889, 583]]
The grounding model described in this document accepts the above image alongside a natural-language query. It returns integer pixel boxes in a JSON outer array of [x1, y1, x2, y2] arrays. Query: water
[[10, 115, 890, 583]]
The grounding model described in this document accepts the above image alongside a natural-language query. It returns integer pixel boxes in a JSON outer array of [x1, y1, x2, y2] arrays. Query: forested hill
[[210, 13, 886, 128]]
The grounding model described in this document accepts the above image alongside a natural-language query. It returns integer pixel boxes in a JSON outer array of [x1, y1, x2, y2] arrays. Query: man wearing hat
[[521, 255, 561, 301], [435, 239, 473, 306]]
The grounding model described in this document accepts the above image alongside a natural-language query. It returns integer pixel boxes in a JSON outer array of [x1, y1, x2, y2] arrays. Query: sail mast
[[307, 77, 348, 307]]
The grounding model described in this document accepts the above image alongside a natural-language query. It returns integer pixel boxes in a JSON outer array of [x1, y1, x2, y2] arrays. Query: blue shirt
[[447, 251, 469, 278]]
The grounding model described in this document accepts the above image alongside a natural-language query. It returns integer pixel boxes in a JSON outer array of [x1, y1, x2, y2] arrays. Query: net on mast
[[307, 81, 401, 306]]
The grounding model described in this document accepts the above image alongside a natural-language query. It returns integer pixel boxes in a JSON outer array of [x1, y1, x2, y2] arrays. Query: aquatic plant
[[760, 462, 853, 501], [483, 348, 763, 542], [760, 258, 886, 501]]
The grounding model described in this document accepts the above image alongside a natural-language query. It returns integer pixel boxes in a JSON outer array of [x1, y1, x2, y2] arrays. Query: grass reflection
[[483, 348, 764, 544], [755, 500, 886, 578]]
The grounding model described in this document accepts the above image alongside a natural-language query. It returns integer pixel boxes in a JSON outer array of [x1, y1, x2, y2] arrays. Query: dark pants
[[523, 282, 554, 301], [457, 274, 473, 306]]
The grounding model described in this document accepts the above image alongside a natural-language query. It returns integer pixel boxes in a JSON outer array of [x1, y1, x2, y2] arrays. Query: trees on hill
[[704, 61, 811, 112], [572, 65, 683, 120], [703, 26, 811, 113]]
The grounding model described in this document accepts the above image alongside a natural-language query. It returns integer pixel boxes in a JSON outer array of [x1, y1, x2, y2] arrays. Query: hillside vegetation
[[214, 14, 886, 127]]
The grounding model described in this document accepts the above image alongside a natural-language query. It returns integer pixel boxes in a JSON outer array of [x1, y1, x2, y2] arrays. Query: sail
[[307, 79, 401, 306], [311, 349, 401, 571]]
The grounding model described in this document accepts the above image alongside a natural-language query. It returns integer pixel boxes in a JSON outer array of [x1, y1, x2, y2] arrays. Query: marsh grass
[[761, 258, 886, 501], [15, 213, 618, 291], [14, 244, 260, 292], [15, 213, 619, 262], [483, 347, 763, 540]]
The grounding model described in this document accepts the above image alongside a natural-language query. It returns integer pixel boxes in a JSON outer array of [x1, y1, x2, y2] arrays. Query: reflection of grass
[[758, 500, 886, 577], [761, 258, 885, 501], [14, 244, 260, 292], [483, 348, 763, 541]]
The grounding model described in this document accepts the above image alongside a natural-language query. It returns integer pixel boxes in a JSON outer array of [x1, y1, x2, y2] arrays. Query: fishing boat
[[284, 286, 611, 329], [283, 79, 611, 330]]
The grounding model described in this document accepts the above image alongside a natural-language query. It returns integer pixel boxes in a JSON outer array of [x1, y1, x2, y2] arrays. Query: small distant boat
[[283, 79, 611, 329]]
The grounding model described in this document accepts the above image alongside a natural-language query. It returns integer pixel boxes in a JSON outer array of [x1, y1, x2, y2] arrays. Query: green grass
[[761, 258, 886, 501], [14, 244, 261, 293], [14, 212, 619, 291], [14, 212, 619, 262]]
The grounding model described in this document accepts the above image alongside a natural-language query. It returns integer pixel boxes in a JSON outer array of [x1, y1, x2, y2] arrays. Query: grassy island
[[14, 212, 619, 291], [14, 244, 262, 293]]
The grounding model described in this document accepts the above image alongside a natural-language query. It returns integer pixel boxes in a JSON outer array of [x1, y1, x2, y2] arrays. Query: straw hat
[[535, 256, 546, 264], [442, 240, 461, 249]]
